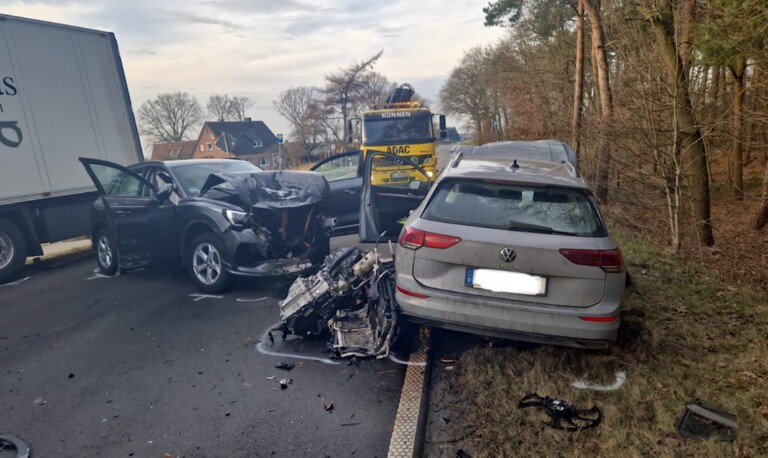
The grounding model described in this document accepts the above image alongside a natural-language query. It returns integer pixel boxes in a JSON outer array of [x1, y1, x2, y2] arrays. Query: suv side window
[[313, 153, 360, 182], [91, 164, 153, 198]]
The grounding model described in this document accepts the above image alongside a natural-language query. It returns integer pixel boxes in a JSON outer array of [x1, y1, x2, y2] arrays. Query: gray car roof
[[443, 155, 587, 189], [452, 140, 578, 172]]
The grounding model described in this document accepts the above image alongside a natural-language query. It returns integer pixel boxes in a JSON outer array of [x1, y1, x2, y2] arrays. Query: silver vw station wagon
[[392, 143, 625, 349]]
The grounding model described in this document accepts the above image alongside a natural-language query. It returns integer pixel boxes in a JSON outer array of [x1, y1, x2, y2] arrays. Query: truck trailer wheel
[[0, 219, 27, 284]]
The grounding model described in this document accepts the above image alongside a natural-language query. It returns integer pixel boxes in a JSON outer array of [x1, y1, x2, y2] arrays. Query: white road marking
[[388, 353, 427, 367], [572, 370, 627, 391], [0, 276, 31, 288], [190, 294, 223, 301], [236, 297, 268, 302], [254, 321, 339, 365]]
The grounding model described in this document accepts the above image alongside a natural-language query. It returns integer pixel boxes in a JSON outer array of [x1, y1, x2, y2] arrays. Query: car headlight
[[223, 209, 249, 226], [427, 171, 435, 178]]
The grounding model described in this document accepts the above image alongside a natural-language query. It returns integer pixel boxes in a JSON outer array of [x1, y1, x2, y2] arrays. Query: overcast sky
[[5, 1, 507, 148]]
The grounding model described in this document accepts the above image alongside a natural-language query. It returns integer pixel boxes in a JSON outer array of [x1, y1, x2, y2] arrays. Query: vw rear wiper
[[505, 220, 578, 236], [505, 220, 553, 233]]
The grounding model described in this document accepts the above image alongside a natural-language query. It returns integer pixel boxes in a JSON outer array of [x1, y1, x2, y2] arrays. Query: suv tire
[[94, 229, 118, 275], [188, 232, 230, 294]]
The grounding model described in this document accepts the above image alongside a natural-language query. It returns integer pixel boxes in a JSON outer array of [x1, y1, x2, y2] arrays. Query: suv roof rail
[[452, 151, 464, 168]]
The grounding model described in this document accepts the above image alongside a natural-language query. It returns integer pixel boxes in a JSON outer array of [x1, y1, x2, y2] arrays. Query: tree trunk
[[639, 0, 715, 246], [753, 158, 768, 230], [582, 0, 613, 203], [571, 0, 585, 158], [730, 59, 747, 198]]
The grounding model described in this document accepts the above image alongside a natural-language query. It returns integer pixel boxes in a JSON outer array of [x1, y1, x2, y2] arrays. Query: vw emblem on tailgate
[[499, 247, 516, 263]]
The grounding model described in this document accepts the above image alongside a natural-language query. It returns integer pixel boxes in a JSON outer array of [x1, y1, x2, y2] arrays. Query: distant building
[[191, 118, 279, 167], [150, 140, 198, 161]]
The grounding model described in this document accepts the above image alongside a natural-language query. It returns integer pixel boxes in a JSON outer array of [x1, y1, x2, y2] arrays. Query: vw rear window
[[422, 179, 606, 236]]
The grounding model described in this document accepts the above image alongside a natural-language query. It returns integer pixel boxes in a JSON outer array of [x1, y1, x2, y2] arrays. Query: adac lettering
[[0, 75, 23, 148], [386, 145, 411, 154]]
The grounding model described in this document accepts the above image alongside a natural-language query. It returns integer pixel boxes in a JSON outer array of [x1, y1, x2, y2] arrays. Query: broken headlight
[[223, 209, 249, 226]]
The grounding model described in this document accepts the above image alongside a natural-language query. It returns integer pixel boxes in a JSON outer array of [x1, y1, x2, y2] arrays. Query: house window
[[200, 145, 204, 152], [252, 139, 263, 148], [258, 156, 270, 166], [207, 143, 212, 151]]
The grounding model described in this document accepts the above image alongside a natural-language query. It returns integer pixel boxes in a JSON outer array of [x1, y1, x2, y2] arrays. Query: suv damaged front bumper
[[277, 247, 399, 359]]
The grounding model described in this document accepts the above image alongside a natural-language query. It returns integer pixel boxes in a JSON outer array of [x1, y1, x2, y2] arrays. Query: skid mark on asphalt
[[190, 293, 223, 301], [0, 276, 31, 288], [236, 297, 268, 302], [255, 322, 339, 365]]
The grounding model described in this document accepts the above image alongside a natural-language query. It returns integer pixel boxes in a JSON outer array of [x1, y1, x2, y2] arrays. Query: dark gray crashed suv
[[79, 158, 333, 293]]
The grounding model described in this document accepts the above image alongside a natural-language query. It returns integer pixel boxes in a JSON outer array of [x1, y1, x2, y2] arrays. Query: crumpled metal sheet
[[200, 170, 329, 209], [278, 247, 398, 358]]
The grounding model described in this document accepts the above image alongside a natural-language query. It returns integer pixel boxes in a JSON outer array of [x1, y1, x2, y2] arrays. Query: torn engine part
[[518, 393, 602, 431], [676, 400, 738, 441], [278, 247, 398, 359], [0, 434, 31, 458]]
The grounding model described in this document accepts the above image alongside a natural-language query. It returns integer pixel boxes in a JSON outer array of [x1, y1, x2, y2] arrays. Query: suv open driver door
[[359, 152, 431, 242], [79, 158, 175, 272]]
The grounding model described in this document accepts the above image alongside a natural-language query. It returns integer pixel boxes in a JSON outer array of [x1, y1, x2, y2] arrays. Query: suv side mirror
[[157, 183, 173, 202]]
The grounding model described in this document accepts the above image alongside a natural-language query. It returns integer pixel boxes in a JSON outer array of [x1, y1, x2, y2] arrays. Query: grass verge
[[439, 230, 768, 457]]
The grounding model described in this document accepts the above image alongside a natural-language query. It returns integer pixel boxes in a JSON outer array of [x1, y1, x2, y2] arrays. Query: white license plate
[[465, 268, 547, 296], [390, 172, 409, 180]]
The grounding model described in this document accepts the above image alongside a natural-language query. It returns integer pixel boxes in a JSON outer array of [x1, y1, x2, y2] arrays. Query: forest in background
[[439, 0, 768, 286]]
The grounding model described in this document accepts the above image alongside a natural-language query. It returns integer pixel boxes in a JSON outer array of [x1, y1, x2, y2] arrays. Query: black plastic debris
[[518, 393, 602, 431], [279, 379, 292, 390], [275, 363, 295, 371], [675, 400, 738, 441], [277, 247, 399, 359], [0, 434, 31, 458]]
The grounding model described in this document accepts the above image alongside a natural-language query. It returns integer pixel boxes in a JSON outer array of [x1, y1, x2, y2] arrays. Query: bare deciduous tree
[[323, 50, 383, 151], [207, 94, 234, 121], [230, 96, 254, 121], [273, 86, 324, 152], [138, 92, 203, 143]]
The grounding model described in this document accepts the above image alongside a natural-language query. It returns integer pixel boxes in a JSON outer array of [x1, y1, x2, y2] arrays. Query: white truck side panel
[[0, 16, 142, 205]]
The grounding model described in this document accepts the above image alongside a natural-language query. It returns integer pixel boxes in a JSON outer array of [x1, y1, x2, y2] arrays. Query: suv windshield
[[422, 179, 605, 236], [173, 161, 262, 196]]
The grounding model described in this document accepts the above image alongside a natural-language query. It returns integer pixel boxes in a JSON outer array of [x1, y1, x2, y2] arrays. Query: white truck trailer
[[0, 14, 143, 282]]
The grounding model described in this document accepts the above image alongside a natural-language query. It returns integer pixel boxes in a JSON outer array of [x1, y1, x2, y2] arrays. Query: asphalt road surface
[[1, 235, 405, 457]]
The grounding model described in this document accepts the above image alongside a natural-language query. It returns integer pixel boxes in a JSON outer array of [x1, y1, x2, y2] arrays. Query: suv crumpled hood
[[200, 170, 329, 209]]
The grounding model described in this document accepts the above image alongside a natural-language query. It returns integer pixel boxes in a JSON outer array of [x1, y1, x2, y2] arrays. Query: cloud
[[5, 0, 507, 145]]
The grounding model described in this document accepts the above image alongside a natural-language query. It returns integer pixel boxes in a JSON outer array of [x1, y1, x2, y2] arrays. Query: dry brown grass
[[431, 231, 768, 457]]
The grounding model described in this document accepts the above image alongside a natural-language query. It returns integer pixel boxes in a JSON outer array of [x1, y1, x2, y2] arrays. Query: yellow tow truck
[[357, 84, 446, 185]]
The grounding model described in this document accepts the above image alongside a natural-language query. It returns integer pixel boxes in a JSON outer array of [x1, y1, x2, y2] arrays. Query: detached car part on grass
[[518, 392, 602, 431], [277, 247, 398, 359], [675, 400, 738, 442]]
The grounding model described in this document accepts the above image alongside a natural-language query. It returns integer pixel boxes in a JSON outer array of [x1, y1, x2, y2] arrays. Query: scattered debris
[[440, 357, 456, 364], [279, 379, 292, 390], [444, 366, 455, 371], [347, 356, 359, 367], [32, 398, 45, 406], [275, 363, 295, 371], [676, 400, 738, 441], [0, 434, 31, 458], [340, 422, 360, 427], [277, 247, 399, 359], [456, 450, 472, 458], [518, 393, 602, 431], [267, 376, 276, 380], [68, 373, 75, 379], [323, 402, 334, 412], [572, 370, 627, 391]]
